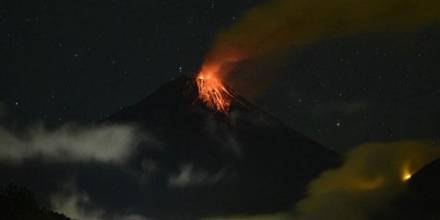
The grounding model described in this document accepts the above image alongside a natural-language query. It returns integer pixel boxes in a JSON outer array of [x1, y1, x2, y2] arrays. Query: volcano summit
[[104, 75, 340, 219]]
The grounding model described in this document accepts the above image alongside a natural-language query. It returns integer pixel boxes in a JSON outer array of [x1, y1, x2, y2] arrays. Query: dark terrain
[[106, 75, 341, 219], [1, 76, 340, 219], [0, 184, 70, 220]]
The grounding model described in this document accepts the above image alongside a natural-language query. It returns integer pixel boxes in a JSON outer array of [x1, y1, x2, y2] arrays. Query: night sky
[[2, 1, 440, 220], [2, 0, 440, 152]]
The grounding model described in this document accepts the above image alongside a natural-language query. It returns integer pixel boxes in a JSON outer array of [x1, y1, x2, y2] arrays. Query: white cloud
[[168, 164, 224, 188], [51, 187, 150, 220], [52, 190, 103, 220], [0, 123, 144, 163]]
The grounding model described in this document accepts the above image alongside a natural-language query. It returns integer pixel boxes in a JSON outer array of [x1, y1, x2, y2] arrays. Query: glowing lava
[[401, 165, 412, 182], [401, 169, 412, 182], [196, 66, 233, 113]]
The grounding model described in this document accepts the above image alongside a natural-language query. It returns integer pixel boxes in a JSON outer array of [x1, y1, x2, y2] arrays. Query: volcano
[[385, 159, 440, 220], [105, 75, 340, 219]]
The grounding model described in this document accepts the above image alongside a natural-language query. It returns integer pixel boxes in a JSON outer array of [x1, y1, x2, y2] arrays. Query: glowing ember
[[401, 166, 412, 182], [196, 68, 233, 113], [402, 170, 412, 182]]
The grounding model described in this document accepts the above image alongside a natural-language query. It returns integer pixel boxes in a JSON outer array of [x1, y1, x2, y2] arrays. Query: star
[[177, 65, 183, 73]]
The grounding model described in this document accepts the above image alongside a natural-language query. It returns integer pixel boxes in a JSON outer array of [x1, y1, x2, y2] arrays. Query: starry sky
[[1, 0, 440, 152]]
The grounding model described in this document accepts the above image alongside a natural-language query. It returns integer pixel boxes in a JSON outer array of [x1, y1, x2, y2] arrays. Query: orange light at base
[[196, 67, 233, 113], [401, 166, 412, 182], [402, 170, 412, 182]]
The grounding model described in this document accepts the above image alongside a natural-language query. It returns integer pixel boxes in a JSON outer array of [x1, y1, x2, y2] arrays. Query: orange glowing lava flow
[[196, 70, 233, 113]]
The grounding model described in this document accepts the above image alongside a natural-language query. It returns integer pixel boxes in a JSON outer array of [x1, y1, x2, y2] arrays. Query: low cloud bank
[[0, 123, 142, 163], [294, 140, 440, 220], [51, 184, 149, 220], [0, 119, 154, 219]]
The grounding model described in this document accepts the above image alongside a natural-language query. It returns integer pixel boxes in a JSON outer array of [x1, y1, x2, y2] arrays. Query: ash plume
[[204, 0, 440, 84]]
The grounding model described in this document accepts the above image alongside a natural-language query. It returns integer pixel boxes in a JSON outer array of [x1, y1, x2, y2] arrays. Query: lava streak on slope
[[196, 67, 233, 113]]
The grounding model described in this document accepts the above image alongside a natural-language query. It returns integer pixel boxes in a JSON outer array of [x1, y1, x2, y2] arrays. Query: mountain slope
[[106, 75, 340, 219]]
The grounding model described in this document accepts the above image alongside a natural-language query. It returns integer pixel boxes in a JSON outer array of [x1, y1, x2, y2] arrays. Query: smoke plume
[[203, 0, 440, 83], [293, 140, 440, 220]]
